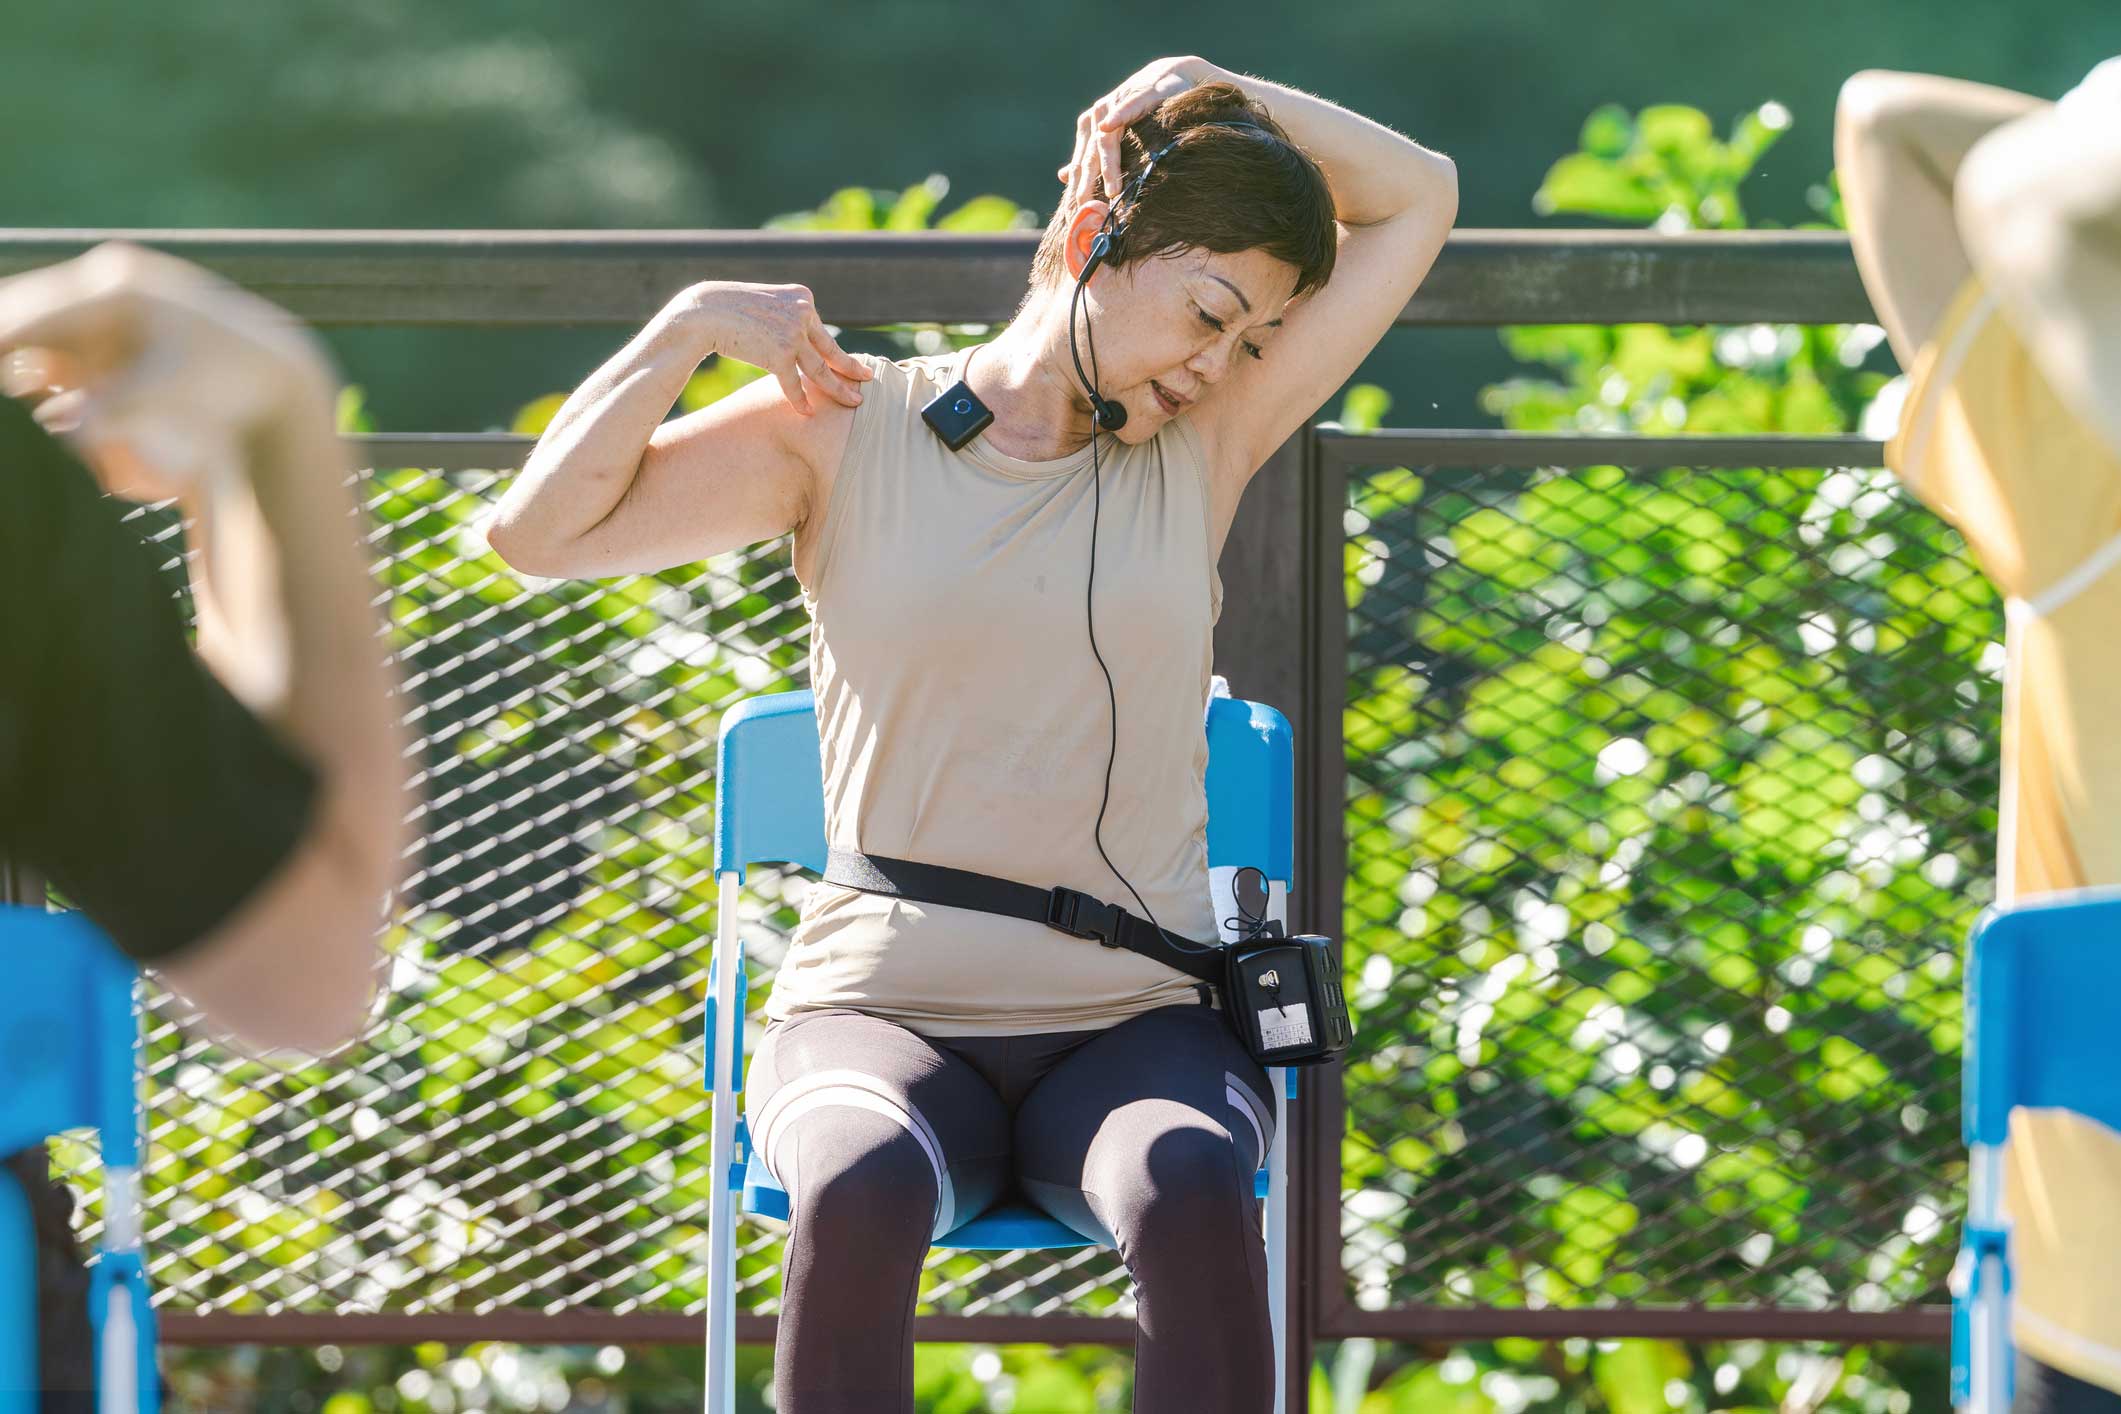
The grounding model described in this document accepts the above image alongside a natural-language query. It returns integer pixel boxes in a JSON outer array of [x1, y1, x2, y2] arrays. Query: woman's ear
[[1063, 200, 1114, 283]]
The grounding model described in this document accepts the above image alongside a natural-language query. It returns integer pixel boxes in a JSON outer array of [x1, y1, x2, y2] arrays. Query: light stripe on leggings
[[1224, 1071, 1272, 1165], [751, 1069, 958, 1238]]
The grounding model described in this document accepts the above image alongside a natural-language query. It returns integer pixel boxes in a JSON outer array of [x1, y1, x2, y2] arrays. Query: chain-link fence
[[1329, 437, 1996, 1330], [44, 431, 1999, 1340], [52, 452, 1135, 1328], [44, 430, 1997, 1343]]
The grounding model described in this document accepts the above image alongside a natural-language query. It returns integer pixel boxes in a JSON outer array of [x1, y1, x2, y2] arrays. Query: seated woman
[[487, 56, 1455, 1414], [1838, 58, 2121, 1414]]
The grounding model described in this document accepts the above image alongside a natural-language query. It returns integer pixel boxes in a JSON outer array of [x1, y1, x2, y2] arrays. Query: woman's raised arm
[[484, 281, 872, 579], [1834, 70, 2046, 366], [1954, 67, 2121, 458], [1071, 58, 1457, 487]]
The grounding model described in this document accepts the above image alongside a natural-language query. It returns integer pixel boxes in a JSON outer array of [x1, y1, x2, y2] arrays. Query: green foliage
[[1535, 102, 1794, 230], [1496, 102, 1881, 435], [163, 1340, 763, 1414], [765, 173, 1040, 234], [1325, 100, 1991, 1412]]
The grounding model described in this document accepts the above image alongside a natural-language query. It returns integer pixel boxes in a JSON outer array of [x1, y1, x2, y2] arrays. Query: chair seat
[[740, 1161, 1268, 1252]]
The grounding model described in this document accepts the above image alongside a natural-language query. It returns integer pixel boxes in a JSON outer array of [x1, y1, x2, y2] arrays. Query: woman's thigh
[[1010, 1004, 1275, 1245], [747, 1007, 1012, 1238]]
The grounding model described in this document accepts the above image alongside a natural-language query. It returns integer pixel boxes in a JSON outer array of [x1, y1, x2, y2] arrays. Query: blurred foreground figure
[[1840, 59, 2121, 1413], [0, 243, 410, 1407]]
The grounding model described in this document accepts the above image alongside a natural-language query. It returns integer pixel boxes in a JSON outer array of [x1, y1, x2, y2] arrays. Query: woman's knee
[[1096, 1123, 1256, 1250], [784, 1113, 940, 1240]]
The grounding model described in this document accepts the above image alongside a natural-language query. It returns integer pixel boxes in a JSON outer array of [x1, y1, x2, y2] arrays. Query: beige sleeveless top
[[767, 344, 1224, 1038]]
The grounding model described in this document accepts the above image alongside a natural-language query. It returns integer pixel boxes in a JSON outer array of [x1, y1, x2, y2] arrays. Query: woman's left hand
[[1058, 56, 1225, 209]]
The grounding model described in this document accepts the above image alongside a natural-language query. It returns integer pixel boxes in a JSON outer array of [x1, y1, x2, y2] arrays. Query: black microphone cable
[[1068, 257, 1217, 961]]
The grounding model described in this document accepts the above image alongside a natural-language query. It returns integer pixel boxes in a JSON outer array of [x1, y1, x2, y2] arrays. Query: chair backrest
[[715, 689, 1293, 883], [0, 909, 139, 1164], [1964, 888, 2121, 1148], [714, 691, 830, 877], [0, 907, 150, 1411]]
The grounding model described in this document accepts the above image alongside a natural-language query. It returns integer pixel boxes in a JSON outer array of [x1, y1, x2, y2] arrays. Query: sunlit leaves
[[1534, 102, 1790, 230], [1332, 96, 1996, 1387]]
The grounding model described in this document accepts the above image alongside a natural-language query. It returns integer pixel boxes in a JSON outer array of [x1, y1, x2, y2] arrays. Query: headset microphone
[[1072, 229, 1129, 432]]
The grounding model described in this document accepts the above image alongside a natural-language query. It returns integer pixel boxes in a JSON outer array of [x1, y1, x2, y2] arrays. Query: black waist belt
[[823, 848, 1224, 991]]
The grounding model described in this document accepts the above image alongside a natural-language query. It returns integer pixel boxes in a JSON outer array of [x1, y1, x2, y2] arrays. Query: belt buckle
[[1046, 887, 1120, 946]]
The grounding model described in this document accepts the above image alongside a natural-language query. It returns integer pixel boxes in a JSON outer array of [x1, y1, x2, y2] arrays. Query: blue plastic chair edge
[[0, 909, 156, 1409], [713, 689, 820, 878], [1950, 891, 2121, 1409], [714, 692, 1302, 1251]]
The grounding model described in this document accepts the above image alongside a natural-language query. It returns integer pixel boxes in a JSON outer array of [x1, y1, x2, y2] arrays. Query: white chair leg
[[1973, 1254, 2009, 1414], [1267, 1067, 1291, 1414], [704, 871, 744, 1414], [1967, 1143, 2010, 1414], [97, 1165, 146, 1414], [97, 1294, 135, 1414]]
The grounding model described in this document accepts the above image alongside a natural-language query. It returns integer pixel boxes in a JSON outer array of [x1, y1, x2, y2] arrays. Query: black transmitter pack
[[1225, 934, 1352, 1066], [1220, 866, 1352, 1066], [920, 377, 994, 451]]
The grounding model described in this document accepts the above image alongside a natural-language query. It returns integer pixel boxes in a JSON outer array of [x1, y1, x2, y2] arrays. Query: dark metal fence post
[[1212, 433, 1310, 723], [1211, 429, 1337, 1406], [1212, 431, 1321, 1404], [1299, 430, 1351, 1367]]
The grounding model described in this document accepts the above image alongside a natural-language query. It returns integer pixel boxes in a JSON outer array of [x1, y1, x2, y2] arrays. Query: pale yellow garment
[[1888, 277, 2121, 1392], [767, 344, 1224, 1038]]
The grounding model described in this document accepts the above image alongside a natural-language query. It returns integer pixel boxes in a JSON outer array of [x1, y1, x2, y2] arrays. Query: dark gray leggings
[[746, 1002, 1278, 1414]]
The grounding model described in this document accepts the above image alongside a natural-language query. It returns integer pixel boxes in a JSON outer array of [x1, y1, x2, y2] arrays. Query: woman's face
[[1066, 213, 1302, 443]]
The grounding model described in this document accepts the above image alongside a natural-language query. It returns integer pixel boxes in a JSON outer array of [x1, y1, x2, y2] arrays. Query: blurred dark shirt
[[0, 394, 317, 958], [3, 392, 326, 1409]]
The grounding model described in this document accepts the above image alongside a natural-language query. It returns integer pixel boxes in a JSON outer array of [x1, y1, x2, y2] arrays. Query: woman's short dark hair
[[1029, 81, 1337, 301]]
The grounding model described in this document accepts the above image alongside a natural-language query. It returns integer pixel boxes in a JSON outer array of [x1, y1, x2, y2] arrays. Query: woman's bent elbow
[[157, 836, 394, 1055], [481, 510, 567, 577]]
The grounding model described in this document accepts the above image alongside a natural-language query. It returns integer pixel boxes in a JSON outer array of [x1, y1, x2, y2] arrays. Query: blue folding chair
[[1953, 889, 2121, 1414], [0, 907, 157, 1413], [703, 688, 1302, 1414]]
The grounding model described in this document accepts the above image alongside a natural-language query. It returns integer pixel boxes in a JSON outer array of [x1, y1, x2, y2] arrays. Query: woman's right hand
[[681, 280, 873, 416]]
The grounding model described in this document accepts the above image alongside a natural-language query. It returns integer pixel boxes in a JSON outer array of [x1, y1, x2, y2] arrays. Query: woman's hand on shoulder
[[675, 280, 874, 416]]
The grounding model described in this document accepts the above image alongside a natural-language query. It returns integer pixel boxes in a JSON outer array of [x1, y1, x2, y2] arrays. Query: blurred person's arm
[[483, 281, 871, 578], [1953, 66, 2121, 458], [0, 243, 410, 1053], [1835, 69, 2047, 366], [156, 385, 411, 1051]]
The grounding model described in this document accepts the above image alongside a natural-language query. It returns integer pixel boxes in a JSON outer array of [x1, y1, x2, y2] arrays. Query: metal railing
[[7, 233, 1979, 1394]]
